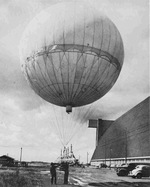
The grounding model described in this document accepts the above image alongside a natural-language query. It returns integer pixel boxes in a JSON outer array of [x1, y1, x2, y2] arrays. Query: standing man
[[64, 162, 69, 184], [50, 162, 57, 184]]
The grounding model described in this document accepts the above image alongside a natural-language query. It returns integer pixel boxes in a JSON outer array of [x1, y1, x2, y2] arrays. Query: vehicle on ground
[[99, 163, 107, 168], [129, 165, 150, 178], [110, 164, 117, 168], [116, 162, 150, 176]]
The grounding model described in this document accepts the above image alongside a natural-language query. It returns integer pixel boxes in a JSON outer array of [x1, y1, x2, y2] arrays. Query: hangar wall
[[90, 97, 150, 166]]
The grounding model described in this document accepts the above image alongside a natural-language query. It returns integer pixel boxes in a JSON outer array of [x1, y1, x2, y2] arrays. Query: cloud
[[0, 121, 21, 147], [0, 0, 62, 38], [0, 44, 45, 112]]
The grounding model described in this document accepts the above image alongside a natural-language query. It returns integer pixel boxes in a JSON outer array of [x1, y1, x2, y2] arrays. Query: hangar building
[[89, 97, 150, 166]]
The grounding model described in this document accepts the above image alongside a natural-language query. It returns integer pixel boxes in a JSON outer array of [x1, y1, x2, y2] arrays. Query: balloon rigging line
[[48, 53, 67, 102], [71, 53, 87, 102], [59, 107, 66, 145], [65, 102, 94, 145], [67, 107, 86, 142], [66, 52, 84, 103], [61, 107, 65, 145], [71, 56, 101, 104], [28, 57, 60, 103], [43, 54, 66, 102], [57, 107, 64, 144], [58, 51, 68, 104], [67, 111, 73, 144], [52, 105, 65, 146], [65, 109, 81, 145], [76, 60, 111, 103], [72, 54, 98, 102]]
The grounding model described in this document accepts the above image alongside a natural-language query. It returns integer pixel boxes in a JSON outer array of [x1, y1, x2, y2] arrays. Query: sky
[[0, 0, 149, 163]]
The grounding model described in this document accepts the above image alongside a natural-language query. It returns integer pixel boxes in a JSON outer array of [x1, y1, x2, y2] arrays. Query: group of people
[[50, 162, 69, 185]]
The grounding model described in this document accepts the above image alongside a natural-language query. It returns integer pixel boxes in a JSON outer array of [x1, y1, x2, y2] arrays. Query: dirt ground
[[0, 166, 150, 187], [69, 167, 150, 187]]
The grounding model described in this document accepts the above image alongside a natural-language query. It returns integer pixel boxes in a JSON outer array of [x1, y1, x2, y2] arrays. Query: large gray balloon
[[20, 2, 124, 113]]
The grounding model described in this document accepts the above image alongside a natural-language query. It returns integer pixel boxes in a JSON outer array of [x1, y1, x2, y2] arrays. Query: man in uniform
[[50, 162, 57, 184]]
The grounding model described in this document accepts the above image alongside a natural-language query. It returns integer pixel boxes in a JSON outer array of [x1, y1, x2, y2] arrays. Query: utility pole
[[110, 148, 112, 169], [20, 147, 22, 165], [105, 137, 106, 164], [70, 144, 73, 153], [87, 152, 89, 165], [125, 128, 128, 164]]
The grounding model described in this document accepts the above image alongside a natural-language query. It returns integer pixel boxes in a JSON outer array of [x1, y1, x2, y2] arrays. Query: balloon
[[20, 2, 124, 113]]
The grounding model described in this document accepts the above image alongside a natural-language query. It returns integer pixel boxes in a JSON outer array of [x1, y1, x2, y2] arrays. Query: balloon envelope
[[20, 2, 124, 112]]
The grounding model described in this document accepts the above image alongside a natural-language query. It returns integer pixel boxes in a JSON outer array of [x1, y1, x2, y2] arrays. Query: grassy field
[[0, 166, 73, 187], [0, 166, 49, 187]]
